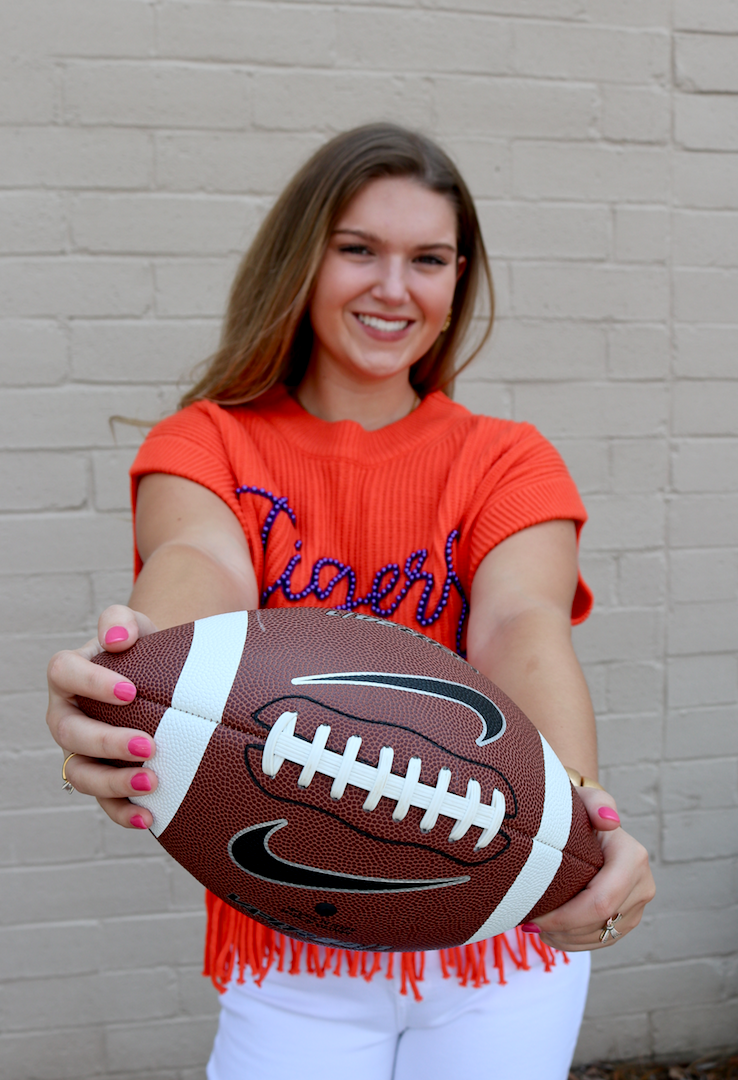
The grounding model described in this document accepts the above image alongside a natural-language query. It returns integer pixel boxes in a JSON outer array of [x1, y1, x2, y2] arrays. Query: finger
[[64, 753, 158, 801], [575, 784, 621, 832], [97, 796, 154, 831], [48, 647, 138, 710], [53, 707, 155, 764], [98, 606, 158, 653]]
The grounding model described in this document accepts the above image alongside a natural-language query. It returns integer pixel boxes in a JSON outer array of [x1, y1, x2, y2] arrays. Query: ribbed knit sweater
[[130, 386, 592, 995]]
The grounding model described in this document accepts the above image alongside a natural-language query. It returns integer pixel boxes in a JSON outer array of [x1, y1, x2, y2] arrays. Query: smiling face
[[306, 176, 465, 396]]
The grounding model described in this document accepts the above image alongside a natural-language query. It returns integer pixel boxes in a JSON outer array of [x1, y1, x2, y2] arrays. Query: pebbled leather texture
[[80, 608, 604, 952]]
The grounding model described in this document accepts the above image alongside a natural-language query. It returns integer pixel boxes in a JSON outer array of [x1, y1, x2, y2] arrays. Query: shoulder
[[425, 392, 558, 465]]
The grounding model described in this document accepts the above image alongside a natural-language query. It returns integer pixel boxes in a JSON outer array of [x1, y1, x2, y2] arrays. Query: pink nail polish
[[105, 626, 129, 644], [127, 736, 151, 759], [521, 923, 541, 934], [130, 814, 148, 830], [598, 806, 620, 824], [131, 772, 151, 792], [114, 681, 136, 702]]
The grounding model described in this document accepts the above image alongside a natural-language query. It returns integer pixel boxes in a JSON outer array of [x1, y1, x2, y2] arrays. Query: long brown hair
[[181, 124, 494, 408]]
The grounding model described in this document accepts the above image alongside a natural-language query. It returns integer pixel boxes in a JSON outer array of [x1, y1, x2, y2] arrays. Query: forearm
[[128, 542, 259, 630], [468, 607, 598, 780]]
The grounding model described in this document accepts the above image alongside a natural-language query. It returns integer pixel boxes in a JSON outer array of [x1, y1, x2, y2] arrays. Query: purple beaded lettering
[[236, 486, 469, 655]]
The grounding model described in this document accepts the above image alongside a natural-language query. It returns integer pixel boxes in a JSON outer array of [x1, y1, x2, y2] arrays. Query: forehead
[[335, 176, 458, 242]]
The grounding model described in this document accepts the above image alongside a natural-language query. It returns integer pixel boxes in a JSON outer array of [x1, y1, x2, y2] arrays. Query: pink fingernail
[[127, 736, 151, 759], [521, 923, 541, 934], [105, 626, 129, 644], [130, 773, 151, 792], [598, 807, 620, 824], [130, 814, 148, 830], [114, 681, 136, 702]]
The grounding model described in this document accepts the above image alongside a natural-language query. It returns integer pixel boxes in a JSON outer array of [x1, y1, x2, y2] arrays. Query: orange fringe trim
[[203, 892, 567, 1002]]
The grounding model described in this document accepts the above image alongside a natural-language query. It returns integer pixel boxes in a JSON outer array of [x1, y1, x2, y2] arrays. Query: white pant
[[207, 947, 590, 1080]]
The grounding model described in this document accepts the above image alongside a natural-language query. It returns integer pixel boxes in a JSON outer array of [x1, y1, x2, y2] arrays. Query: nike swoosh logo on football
[[291, 671, 506, 745], [228, 820, 470, 893]]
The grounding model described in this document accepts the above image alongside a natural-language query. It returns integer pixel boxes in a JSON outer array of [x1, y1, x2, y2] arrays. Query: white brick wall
[[1, 2, 736, 1074]]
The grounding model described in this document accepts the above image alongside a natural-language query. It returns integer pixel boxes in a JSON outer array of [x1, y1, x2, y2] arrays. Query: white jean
[[207, 946, 590, 1080]]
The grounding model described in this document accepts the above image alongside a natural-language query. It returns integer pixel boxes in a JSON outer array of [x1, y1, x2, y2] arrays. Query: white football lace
[[261, 711, 506, 851]]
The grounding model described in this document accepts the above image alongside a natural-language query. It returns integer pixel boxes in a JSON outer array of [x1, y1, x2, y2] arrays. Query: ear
[[455, 255, 467, 282]]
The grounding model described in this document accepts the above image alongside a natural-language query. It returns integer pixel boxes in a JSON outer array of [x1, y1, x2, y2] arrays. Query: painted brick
[[0, 515, 131, 574], [607, 324, 670, 380], [674, 152, 738, 210], [579, 553, 617, 605], [0, 572, 92, 633], [601, 763, 659, 817], [582, 0, 670, 27], [3, 0, 154, 58], [0, 194, 66, 255], [675, 210, 738, 268], [177, 966, 220, 1018], [614, 206, 668, 264], [93, 449, 139, 512], [514, 384, 667, 437], [514, 23, 668, 83], [253, 71, 435, 133], [421, 0, 585, 14], [105, 1017, 218, 1072], [168, 861, 209, 912], [100, 913, 205, 971], [674, 0, 738, 31], [673, 439, 738, 493], [72, 194, 263, 257], [579, 660, 607, 714], [435, 77, 598, 140], [0, 320, 68, 386], [0, 127, 153, 190], [611, 438, 668, 495], [653, 999, 738, 1057], [71, 319, 216, 385], [479, 202, 609, 260], [550, 438, 609, 495], [0, 451, 88, 510], [676, 94, 738, 152], [484, 320, 607, 381], [0, 692, 55, 752], [155, 131, 323, 194], [441, 138, 509, 199], [101, 968, 180, 1024], [606, 662, 664, 715], [667, 656, 737, 709], [0, 258, 152, 318], [0, 59, 57, 125], [157, 2, 335, 66], [574, 1013, 651, 1067], [0, 1028, 105, 1080], [666, 705, 738, 760], [662, 759, 738, 812], [63, 62, 252, 130], [669, 601, 738, 656], [154, 257, 238, 318], [513, 144, 668, 202], [512, 265, 669, 321], [92, 569, 135, 614], [596, 715, 662, 767], [674, 381, 738, 436], [0, 972, 104, 1031], [452, 380, 511, 420], [582, 495, 666, 551], [676, 33, 738, 93], [0, 806, 100, 867], [574, 609, 662, 664], [671, 549, 738, 603], [618, 552, 667, 606], [588, 959, 723, 1018], [0, 386, 176, 450], [0, 920, 99, 979], [674, 326, 738, 378], [601, 85, 670, 144], [669, 494, 738, 547], [653, 858, 737, 911], [337, 10, 513, 74], [0, 632, 84, 694]]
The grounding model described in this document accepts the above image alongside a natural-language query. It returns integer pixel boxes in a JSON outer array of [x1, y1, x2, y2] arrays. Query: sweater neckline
[[233, 385, 466, 464]]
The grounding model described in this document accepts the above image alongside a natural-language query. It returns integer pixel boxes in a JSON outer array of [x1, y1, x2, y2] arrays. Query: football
[[79, 608, 604, 952]]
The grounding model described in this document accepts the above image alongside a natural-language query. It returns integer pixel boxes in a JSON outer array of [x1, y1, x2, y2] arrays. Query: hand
[[524, 786, 655, 951], [47, 605, 160, 829]]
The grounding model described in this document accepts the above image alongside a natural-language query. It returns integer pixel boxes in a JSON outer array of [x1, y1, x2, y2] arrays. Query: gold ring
[[599, 912, 623, 943], [62, 752, 77, 793]]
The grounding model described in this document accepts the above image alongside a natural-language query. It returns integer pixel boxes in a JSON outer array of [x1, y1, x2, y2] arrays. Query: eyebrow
[[333, 228, 457, 253]]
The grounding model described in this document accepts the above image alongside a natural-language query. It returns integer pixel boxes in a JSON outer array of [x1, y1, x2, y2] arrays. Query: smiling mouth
[[356, 314, 411, 333]]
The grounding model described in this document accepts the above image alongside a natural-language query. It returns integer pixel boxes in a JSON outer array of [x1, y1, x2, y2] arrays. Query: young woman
[[47, 124, 654, 1080]]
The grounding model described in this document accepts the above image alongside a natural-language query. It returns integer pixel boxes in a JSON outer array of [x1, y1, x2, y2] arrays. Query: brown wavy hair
[[180, 123, 494, 408]]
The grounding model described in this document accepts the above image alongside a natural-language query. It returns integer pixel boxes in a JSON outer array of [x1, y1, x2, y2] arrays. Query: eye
[[415, 254, 449, 266], [338, 244, 373, 257]]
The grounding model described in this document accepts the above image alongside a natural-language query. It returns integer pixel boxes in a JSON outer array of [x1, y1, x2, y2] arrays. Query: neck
[[295, 367, 419, 431]]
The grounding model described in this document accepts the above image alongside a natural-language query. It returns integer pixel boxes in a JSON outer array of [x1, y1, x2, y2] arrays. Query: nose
[[371, 256, 410, 306]]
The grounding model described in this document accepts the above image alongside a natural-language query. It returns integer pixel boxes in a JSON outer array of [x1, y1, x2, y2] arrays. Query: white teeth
[[357, 314, 410, 332]]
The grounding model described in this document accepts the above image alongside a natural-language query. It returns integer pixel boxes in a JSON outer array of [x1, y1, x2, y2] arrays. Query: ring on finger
[[599, 912, 623, 943], [62, 752, 77, 793]]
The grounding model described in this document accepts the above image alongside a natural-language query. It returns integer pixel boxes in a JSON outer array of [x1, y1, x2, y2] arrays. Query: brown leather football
[[80, 608, 603, 952]]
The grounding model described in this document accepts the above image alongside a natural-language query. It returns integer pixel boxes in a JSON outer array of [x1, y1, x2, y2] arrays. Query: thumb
[[575, 783, 621, 832], [98, 605, 159, 653]]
